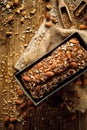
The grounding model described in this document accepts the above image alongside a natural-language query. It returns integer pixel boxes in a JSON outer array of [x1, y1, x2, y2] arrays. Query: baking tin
[[15, 32, 87, 106], [73, 0, 87, 17]]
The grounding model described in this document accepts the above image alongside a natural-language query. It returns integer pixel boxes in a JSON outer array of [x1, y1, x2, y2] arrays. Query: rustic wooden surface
[[0, 0, 87, 130]]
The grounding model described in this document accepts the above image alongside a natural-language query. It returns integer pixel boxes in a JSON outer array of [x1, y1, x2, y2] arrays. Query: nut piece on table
[[45, 21, 53, 27], [79, 24, 87, 30]]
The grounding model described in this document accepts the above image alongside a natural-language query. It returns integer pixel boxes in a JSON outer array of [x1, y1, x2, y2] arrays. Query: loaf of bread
[[21, 38, 87, 99]]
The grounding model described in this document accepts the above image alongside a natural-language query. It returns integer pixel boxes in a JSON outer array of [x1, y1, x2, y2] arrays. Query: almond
[[35, 85, 41, 93], [3, 116, 9, 123], [8, 15, 14, 23], [20, 102, 26, 109], [22, 76, 31, 82], [22, 112, 28, 119], [69, 39, 79, 44], [51, 17, 57, 23], [44, 71, 54, 77], [45, 22, 53, 27], [8, 123, 14, 130], [45, 12, 51, 20], [15, 99, 23, 105], [21, 11, 26, 17], [27, 100, 33, 106], [70, 62, 78, 68], [36, 62, 42, 68], [9, 117, 17, 122], [17, 88, 24, 96], [79, 24, 87, 30], [75, 80, 82, 86], [51, 62, 57, 69]]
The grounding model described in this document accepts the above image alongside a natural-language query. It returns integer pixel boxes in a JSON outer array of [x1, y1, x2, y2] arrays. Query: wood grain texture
[[0, 0, 87, 130]]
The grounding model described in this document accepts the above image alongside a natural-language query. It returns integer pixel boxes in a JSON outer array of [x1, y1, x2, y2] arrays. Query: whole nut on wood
[[69, 39, 79, 44], [22, 112, 28, 119], [79, 24, 87, 30], [20, 102, 26, 109], [51, 17, 57, 23], [45, 22, 53, 27], [9, 117, 17, 122], [17, 88, 24, 96], [3, 116, 9, 123], [15, 99, 23, 105], [45, 12, 51, 20], [8, 123, 14, 130]]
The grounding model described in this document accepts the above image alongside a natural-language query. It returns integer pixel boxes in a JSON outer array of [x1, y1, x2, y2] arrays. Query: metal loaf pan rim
[[15, 32, 87, 106]]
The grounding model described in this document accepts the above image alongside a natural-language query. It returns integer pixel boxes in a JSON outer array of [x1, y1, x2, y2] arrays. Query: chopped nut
[[46, 4, 52, 10], [8, 15, 14, 23], [21, 11, 26, 17], [6, 32, 12, 36], [6, 2, 13, 9], [30, 9, 36, 14]]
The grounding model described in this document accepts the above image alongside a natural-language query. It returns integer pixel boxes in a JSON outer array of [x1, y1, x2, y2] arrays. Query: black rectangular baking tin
[[15, 32, 87, 106]]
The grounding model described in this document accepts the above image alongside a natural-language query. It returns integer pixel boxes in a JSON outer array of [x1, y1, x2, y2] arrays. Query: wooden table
[[0, 0, 87, 130]]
